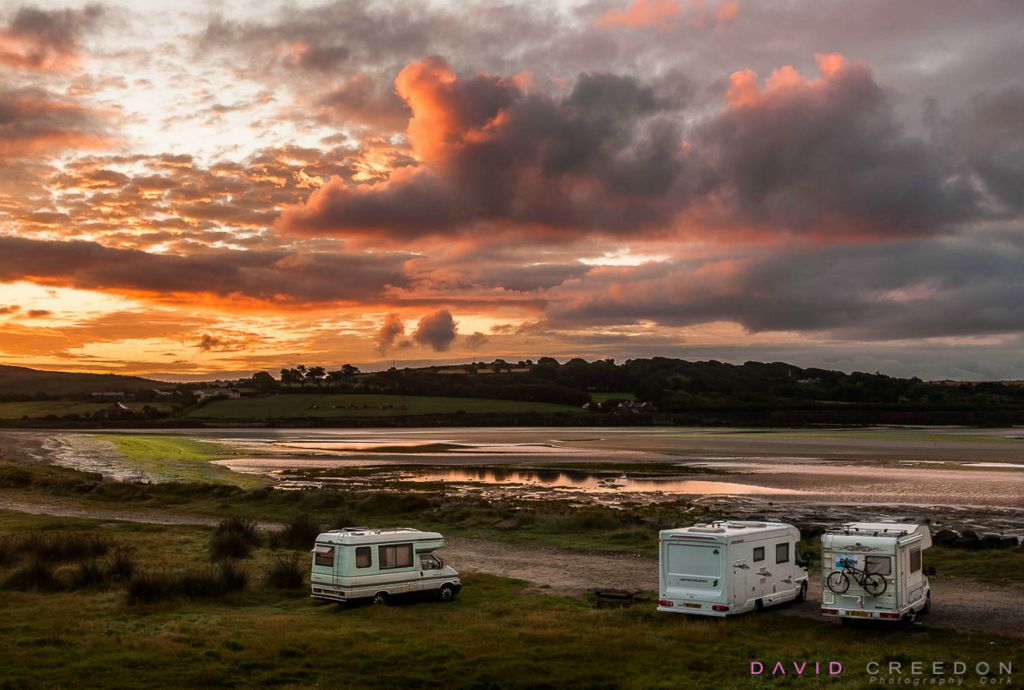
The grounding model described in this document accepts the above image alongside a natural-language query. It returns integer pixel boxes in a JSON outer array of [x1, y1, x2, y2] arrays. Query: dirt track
[[1, 495, 1020, 637]]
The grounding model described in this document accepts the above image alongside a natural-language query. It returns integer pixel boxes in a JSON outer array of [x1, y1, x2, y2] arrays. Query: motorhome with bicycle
[[658, 521, 809, 617], [310, 527, 461, 604], [820, 522, 933, 622]]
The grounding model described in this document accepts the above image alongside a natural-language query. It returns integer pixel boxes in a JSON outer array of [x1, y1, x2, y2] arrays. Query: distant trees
[[251, 371, 278, 392]]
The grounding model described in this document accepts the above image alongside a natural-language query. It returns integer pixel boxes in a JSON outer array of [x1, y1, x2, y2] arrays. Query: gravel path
[[1, 495, 1020, 637]]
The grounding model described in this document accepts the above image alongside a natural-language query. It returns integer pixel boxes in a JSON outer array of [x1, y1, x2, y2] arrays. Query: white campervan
[[310, 527, 461, 604], [821, 522, 932, 622], [657, 521, 809, 617]]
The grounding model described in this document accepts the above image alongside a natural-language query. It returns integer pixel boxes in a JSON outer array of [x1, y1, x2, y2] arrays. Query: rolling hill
[[0, 364, 168, 397]]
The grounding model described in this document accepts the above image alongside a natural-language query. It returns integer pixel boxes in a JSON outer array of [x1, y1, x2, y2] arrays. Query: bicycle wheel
[[826, 571, 850, 594], [863, 573, 887, 596]]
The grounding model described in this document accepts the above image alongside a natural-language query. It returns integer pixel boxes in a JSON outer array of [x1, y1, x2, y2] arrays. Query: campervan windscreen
[[667, 543, 722, 578]]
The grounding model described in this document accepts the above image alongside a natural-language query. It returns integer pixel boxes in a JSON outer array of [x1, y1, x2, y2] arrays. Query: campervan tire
[[797, 580, 808, 602], [439, 584, 455, 602], [921, 593, 931, 614], [826, 571, 850, 594], [372, 592, 389, 605]]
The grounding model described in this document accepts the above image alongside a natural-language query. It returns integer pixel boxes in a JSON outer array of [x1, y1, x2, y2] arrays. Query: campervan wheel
[[439, 584, 456, 602], [797, 580, 808, 602], [863, 574, 887, 596], [372, 592, 389, 605], [826, 571, 850, 594]]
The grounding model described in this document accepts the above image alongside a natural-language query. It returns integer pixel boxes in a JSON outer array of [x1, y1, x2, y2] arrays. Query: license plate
[[846, 610, 870, 618], [684, 603, 702, 609]]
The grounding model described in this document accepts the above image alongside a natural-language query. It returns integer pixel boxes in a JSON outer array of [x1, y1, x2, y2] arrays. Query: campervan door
[[662, 537, 725, 604], [898, 536, 927, 609], [311, 542, 339, 587]]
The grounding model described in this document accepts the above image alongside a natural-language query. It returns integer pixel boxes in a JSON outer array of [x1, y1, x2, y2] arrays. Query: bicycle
[[826, 557, 887, 596]]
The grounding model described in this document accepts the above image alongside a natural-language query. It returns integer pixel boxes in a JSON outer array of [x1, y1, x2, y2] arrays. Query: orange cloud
[[726, 53, 852, 108], [394, 56, 518, 163], [596, 0, 682, 29], [596, 0, 738, 29]]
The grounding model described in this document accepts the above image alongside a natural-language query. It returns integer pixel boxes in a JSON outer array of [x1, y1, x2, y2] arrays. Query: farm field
[[0, 400, 174, 420], [188, 393, 581, 419]]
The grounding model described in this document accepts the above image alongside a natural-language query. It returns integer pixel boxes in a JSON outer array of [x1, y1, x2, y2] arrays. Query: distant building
[[94, 402, 132, 420], [616, 400, 657, 415], [90, 391, 126, 401], [193, 388, 241, 402]]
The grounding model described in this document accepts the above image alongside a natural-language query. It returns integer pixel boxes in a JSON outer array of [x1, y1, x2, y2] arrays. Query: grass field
[[0, 400, 175, 420], [188, 393, 581, 419], [589, 391, 637, 403], [93, 434, 263, 488], [0, 511, 1019, 689]]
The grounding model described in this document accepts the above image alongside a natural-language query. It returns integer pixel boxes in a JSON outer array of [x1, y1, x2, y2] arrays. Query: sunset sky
[[0, 0, 1022, 380]]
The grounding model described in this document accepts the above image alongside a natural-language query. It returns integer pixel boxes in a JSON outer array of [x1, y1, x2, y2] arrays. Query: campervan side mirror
[[796, 553, 813, 568], [924, 566, 936, 576]]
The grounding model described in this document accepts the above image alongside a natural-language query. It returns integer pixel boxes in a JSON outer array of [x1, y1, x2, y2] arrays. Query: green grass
[[589, 391, 637, 402], [927, 546, 1024, 583], [93, 434, 261, 488], [0, 512, 1019, 689], [187, 393, 581, 419], [0, 400, 174, 420]]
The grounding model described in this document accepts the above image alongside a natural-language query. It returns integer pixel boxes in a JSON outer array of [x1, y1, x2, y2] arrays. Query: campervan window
[[909, 548, 921, 573], [865, 556, 891, 576], [356, 546, 372, 568], [379, 544, 414, 569], [753, 547, 765, 562], [667, 544, 720, 577], [314, 546, 334, 567], [775, 542, 790, 564]]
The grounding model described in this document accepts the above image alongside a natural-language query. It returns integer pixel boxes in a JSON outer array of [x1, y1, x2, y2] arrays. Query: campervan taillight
[[821, 608, 838, 615], [711, 604, 730, 612], [658, 599, 674, 607], [878, 612, 899, 619]]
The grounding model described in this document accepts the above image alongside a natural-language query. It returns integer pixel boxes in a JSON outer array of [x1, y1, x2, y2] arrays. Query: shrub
[[270, 514, 320, 550], [21, 532, 111, 563], [69, 559, 107, 589], [3, 559, 58, 591], [126, 571, 172, 604], [106, 546, 136, 581], [127, 562, 248, 604], [0, 466, 33, 488], [265, 554, 305, 590], [0, 536, 15, 567], [210, 517, 262, 560]]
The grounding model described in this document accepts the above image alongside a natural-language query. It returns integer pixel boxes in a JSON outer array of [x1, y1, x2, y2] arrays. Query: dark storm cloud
[[0, 86, 107, 159], [1, 3, 105, 69], [413, 308, 457, 351], [543, 236, 1024, 341], [281, 55, 1003, 241], [697, 57, 981, 234], [279, 59, 697, 238], [956, 86, 1024, 214], [0, 236, 409, 304], [316, 74, 411, 130], [375, 312, 409, 353]]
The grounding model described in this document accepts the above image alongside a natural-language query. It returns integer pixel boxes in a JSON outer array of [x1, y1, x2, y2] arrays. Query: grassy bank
[[93, 434, 262, 488], [0, 512, 1019, 689], [187, 393, 581, 419]]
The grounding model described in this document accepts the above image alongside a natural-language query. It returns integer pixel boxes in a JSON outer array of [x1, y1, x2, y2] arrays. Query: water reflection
[[406, 468, 799, 495]]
